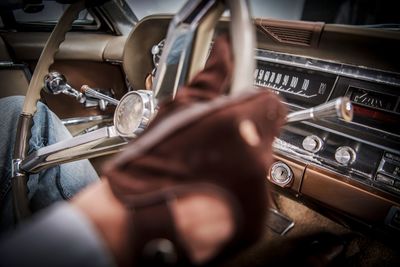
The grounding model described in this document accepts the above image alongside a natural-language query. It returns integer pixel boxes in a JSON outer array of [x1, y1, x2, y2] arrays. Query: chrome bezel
[[113, 90, 155, 138], [270, 161, 293, 187]]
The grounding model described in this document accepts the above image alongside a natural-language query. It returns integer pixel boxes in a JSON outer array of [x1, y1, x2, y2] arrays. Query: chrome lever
[[44, 72, 85, 103], [80, 85, 119, 106], [286, 97, 353, 124]]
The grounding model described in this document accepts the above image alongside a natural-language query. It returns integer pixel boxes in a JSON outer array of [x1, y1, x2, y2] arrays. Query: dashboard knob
[[302, 135, 323, 153], [270, 162, 293, 187], [335, 146, 356, 165]]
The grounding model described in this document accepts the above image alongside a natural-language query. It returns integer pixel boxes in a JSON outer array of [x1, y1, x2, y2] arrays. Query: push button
[[384, 153, 400, 163], [335, 146, 356, 165], [380, 161, 400, 179], [375, 174, 395, 186], [302, 135, 323, 153]]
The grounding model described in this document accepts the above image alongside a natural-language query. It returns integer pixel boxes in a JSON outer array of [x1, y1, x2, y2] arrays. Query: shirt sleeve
[[0, 202, 116, 267]]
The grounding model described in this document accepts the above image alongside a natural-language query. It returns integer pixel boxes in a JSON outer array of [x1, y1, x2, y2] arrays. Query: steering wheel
[[11, 0, 255, 221]]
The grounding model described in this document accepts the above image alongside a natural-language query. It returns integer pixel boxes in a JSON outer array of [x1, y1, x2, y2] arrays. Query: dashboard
[[257, 50, 400, 238], [130, 16, 400, 243]]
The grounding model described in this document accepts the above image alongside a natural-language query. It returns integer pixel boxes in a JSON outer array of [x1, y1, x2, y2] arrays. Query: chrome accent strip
[[20, 126, 125, 173], [273, 138, 321, 164], [11, 159, 24, 177], [153, 0, 255, 103], [104, 59, 123, 65], [267, 208, 295, 236], [0, 61, 15, 67], [346, 119, 400, 139], [302, 121, 400, 154], [273, 138, 372, 180], [61, 115, 112, 126], [255, 49, 400, 87], [153, 0, 220, 103]]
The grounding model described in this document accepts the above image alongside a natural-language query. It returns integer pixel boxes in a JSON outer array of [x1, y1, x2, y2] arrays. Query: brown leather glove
[[103, 35, 287, 267]]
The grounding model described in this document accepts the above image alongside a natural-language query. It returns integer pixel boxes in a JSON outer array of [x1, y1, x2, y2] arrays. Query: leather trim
[[12, 175, 31, 221], [301, 165, 399, 224], [13, 114, 33, 159], [12, 114, 33, 222]]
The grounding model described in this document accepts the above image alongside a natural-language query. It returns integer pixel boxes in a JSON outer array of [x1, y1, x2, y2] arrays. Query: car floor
[[224, 194, 400, 267]]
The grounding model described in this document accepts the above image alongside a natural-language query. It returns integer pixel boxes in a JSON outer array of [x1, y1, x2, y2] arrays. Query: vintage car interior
[[0, 0, 399, 266]]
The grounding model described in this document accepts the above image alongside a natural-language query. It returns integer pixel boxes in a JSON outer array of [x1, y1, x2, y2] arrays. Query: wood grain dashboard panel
[[269, 152, 400, 228], [301, 165, 399, 224]]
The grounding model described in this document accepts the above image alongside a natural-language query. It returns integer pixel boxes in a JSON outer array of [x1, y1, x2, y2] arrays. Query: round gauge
[[270, 162, 293, 187], [151, 39, 165, 67], [114, 91, 154, 138], [349, 87, 396, 111]]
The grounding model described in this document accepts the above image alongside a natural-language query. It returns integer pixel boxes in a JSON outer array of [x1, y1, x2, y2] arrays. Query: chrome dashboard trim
[[11, 159, 24, 178], [255, 49, 400, 87], [61, 115, 112, 126], [301, 120, 399, 155], [0, 61, 15, 67], [20, 126, 125, 173], [274, 138, 373, 180]]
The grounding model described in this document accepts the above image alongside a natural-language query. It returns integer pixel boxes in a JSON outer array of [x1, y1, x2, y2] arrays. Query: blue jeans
[[0, 96, 99, 232]]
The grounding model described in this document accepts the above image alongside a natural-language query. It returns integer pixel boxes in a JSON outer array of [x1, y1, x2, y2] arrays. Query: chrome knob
[[335, 146, 356, 165], [270, 162, 293, 187], [44, 71, 67, 94], [44, 71, 85, 103], [302, 135, 323, 153]]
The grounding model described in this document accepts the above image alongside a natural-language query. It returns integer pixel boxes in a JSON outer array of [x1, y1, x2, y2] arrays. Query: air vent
[[255, 19, 324, 47]]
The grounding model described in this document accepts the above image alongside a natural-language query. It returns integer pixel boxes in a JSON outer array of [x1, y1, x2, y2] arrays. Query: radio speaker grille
[[255, 19, 324, 47]]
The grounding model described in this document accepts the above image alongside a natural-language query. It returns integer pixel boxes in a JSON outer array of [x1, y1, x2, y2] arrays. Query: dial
[[270, 162, 293, 187], [335, 146, 356, 166], [114, 91, 155, 137], [302, 135, 323, 153], [349, 87, 397, 111], [254, 61, 336, 108]]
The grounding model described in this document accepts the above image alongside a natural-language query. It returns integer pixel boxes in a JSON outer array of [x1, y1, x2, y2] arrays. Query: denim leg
[[0, 96, 99, 232]]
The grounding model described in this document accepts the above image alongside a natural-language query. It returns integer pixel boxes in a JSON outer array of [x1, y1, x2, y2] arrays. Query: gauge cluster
[[348, 86, 397, 111], [255, 49, 400, 200], [255, 61, 336, 108]]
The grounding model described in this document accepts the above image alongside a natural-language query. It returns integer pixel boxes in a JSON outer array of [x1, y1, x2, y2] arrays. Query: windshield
[[126, 0, 400, 27]]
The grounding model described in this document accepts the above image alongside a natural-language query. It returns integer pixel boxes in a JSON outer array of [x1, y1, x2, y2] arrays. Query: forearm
[[0, 201, 115, 267], [71, 179, 132, 267]]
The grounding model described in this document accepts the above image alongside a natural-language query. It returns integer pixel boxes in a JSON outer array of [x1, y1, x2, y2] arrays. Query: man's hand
[[72, 180, 235, 266]]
